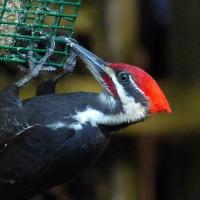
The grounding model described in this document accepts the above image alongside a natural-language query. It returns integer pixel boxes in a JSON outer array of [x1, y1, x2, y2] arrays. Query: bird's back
[[22, 92, 99, 123]]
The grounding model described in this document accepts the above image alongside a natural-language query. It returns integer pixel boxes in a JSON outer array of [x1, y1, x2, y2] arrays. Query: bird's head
[[64, 38, 171, 124]]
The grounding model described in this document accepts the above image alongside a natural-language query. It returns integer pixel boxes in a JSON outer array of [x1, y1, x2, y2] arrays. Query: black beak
[[57, 37, 111, 86]]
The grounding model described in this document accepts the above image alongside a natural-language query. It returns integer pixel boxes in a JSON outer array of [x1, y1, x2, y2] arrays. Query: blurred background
[[1, 0, 200, 199]]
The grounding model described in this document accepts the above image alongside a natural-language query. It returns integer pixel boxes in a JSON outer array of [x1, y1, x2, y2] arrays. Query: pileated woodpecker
[[0, 38, 171, 199]]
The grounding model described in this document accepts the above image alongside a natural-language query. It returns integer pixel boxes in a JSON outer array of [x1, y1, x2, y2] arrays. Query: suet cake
[[0, 0, 21, 54]]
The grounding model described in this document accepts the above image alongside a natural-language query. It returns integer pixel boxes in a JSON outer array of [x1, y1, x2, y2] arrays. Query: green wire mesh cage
[[0, 0, 81, 68]]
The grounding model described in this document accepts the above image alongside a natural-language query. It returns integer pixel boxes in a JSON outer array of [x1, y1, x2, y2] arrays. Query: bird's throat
[[68, 92, 147, 131]]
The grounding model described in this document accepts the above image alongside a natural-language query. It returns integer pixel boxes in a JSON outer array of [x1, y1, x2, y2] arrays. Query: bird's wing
[[0, 124, 75, 184]]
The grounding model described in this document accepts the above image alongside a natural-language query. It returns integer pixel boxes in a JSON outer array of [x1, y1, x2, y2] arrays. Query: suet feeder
[[0, 0, 81, 68]]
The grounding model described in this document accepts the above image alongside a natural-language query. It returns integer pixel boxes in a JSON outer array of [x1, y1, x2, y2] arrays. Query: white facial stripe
[[98, 92, 117, 110], [129, 76, 145, 95], [109, 70, 146, 119], [70, 105, 146, 131], [69, 70, 147, 131]]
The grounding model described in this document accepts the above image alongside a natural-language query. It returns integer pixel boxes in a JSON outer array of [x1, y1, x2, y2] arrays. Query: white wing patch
[[46, 122, 67, 130], [68, 123, 83, 131]]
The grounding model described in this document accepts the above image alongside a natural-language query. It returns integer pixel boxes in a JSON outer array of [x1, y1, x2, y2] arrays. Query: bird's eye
[[119, 72, 128, 81]]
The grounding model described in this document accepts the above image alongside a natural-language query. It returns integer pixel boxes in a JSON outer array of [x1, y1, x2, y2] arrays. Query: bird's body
[[0, 37, 171, 199], [0, 87, 111, 199]]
